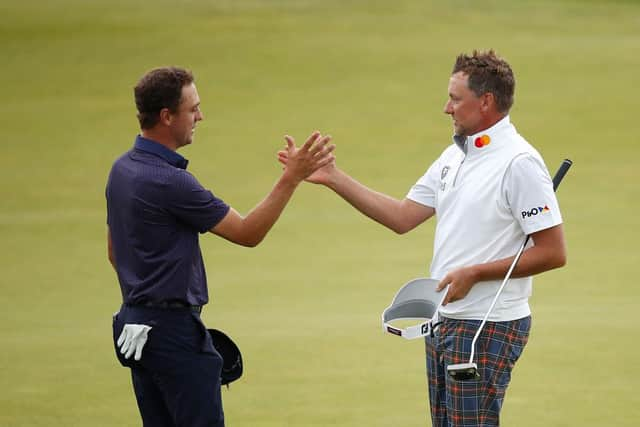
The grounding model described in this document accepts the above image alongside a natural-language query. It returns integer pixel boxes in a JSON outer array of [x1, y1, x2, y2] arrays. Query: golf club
[[447, 159, 572, 381]]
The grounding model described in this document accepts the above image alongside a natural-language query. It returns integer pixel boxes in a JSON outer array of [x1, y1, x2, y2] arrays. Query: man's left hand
[[436, 266, 479, 305]]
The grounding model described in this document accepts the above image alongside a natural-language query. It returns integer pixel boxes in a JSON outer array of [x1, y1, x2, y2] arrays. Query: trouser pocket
[[112, 311, 137, 368]]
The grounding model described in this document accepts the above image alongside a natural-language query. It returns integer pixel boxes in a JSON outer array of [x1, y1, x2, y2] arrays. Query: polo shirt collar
[[453, 115, 512, 157], [134, 135, 189, 169]]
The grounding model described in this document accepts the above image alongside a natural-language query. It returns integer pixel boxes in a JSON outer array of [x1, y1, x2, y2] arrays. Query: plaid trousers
[[425, 316, 531, 427]]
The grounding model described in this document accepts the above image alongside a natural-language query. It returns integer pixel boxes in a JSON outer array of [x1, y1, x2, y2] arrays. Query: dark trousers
[[113, 305, 224, 427]]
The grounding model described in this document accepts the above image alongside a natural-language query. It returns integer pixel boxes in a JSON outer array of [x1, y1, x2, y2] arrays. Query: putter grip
[[552, 159, 572, 191]]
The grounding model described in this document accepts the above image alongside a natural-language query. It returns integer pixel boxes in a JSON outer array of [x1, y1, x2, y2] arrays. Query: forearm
[[438, 224, 566, 304], [326, 168, 411, 233], [239, 174, 299, 246], [213, 131, 335, 247], [212, 173, 301, 247], [471, 242, 566, 282], [477, 225, 567, 281]]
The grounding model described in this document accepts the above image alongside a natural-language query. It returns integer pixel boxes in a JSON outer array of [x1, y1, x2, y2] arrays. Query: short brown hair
[[452, 50, 515, 113], [134, 67, 194, 129]]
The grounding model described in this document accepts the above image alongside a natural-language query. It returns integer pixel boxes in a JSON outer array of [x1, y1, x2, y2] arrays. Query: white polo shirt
[[407, 116, 562, 321]]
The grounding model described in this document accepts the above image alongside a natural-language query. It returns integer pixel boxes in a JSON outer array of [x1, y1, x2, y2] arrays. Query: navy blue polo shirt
[[106, 136, 230, 306]]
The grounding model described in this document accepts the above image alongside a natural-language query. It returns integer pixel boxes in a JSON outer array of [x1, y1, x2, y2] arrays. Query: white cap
[[382, 278, 447, 340]]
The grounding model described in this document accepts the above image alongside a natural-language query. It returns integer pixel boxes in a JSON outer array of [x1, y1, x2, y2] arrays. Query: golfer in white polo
[[278, 49, 567, 426]]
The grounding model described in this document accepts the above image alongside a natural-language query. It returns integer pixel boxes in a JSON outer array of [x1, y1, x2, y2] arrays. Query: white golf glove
[[117, 324, 152, 361]]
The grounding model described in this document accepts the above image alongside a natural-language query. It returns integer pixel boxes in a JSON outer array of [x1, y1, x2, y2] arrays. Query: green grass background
[[1, 0, 638, 425]]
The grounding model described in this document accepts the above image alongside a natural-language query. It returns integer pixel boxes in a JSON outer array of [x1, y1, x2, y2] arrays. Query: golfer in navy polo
[[106, 67, 334, 427]]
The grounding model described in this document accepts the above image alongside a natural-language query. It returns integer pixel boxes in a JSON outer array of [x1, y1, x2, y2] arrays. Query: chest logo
[[474, 134, 491, 148], [441, 165, 450, 180]]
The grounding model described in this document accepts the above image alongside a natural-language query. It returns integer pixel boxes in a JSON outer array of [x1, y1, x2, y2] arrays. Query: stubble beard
[[454, 123, 468, 137]]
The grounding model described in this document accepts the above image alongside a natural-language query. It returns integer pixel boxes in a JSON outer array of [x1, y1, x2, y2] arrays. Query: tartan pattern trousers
[[425, 316, 531, 427]]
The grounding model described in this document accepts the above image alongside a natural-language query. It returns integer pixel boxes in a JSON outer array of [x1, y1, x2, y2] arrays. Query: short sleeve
[[504, 154, 563, 235], [406, 158, 441, 208], [166, 169, 230, 233]]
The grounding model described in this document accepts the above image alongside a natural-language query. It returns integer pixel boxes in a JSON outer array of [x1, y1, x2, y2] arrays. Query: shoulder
[[506, 136, 547, 176], [107, 150, 136, 184], [502, 123, 543, 158], [166, 167, 207, 193], [497, 133, 551, 192], [440, 143, 461, 160], [422, 144, 460, 178], [497, 126, 546, 171], [109, 150, 133, 169], [504, 152, 551, 191], [429, 144, 461, 170]]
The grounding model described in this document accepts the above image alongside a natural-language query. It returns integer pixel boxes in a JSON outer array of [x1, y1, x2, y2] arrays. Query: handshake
[[276, 131, 337, 186]]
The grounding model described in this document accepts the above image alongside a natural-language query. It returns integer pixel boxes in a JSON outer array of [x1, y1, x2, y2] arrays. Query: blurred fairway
[[1, 0, 639, 425]]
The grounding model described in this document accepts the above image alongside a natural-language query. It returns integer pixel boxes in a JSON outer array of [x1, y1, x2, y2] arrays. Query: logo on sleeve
[[521, 205, 550, 219]]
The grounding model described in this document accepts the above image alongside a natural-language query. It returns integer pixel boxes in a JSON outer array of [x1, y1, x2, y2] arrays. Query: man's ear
[[480, 92, 497, 113], [159, 108, 172, 126]]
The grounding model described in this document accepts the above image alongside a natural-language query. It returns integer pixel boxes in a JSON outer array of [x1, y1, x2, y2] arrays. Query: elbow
[[390, 220, 414, 235], [108, 247, 116, 268], [239, 234, 265, 248], [388, 213, 423, 235], [242, 240, 261, 248], [392, 225, 411, 235], [555, 243, 568, 268], [556, 252, 567, 269], [548, 250, 567, 270], [108, 253, 116, 269]]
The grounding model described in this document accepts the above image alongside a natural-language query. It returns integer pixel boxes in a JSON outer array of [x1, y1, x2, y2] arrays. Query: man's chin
[[177, 139, 193, 149], [454, 126, 469, 137]]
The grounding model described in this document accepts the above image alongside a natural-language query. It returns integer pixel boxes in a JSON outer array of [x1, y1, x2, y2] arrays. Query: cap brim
[[382, 278, 443, 323]]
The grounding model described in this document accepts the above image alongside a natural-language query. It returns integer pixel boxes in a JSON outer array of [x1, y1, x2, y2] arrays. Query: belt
[[127, 301, 203, 314]]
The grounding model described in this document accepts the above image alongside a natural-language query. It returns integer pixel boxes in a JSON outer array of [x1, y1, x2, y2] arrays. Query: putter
[[447, 159, 572, 381]]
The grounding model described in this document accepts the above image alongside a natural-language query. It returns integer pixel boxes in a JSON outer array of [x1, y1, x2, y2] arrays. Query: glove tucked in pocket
[[118, 324, 152, 361], [112, 312, 153, 367]]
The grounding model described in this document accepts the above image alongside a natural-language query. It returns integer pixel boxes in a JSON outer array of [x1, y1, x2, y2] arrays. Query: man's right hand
[[278, 131, 336, 185], [210, 131, 335, 247], [278, 133, 435, 234]]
